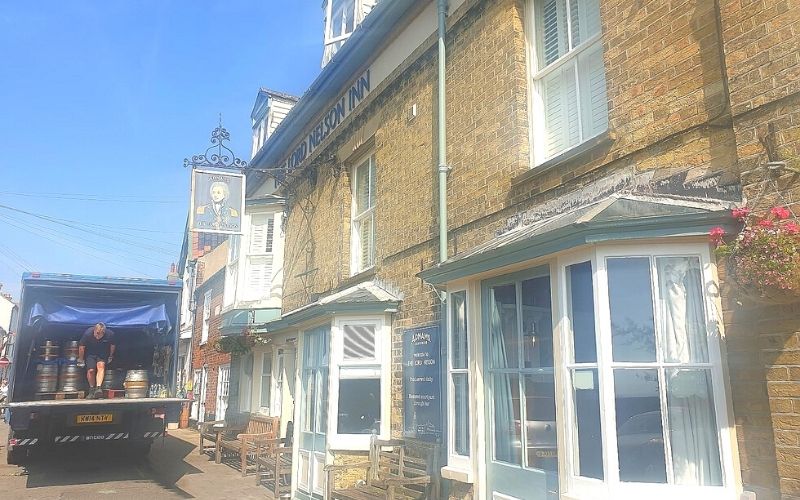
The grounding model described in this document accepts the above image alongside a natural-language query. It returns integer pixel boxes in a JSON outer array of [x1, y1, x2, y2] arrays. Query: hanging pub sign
[[402, 324, 443, 443], [189, 169, 245, 234]]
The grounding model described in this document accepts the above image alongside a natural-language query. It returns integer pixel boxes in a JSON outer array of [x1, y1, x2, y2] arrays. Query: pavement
[[0, 421, 269, 499]]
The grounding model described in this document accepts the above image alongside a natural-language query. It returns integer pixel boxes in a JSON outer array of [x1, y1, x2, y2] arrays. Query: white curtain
[[657, 257, 722, 486], [490, 287, 517, 464]]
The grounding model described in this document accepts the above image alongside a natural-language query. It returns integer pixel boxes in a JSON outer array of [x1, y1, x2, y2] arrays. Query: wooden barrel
[[35, 363, 58, 393], [124, 370, 149, 399], [101, 369, 125, 390], [62, 341, 80, 362], [58, 364, 87, 392]]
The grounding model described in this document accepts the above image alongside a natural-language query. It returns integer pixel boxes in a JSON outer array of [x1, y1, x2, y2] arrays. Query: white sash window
[[529, 0, 608, 164], [351, 155, 376, 274]]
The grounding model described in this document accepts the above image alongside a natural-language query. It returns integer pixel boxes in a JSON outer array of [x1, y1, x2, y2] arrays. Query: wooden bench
[[198, 413, 242, 458], [217, 414, 280, 477], [254, 421, 293, 498], [326, 435, 439, 500]]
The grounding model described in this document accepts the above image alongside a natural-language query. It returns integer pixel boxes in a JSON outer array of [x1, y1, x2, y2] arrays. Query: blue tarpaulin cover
[[26, 297, 172, 333]]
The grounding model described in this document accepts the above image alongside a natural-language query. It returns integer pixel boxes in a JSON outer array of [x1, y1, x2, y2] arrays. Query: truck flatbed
[[3, 398, 189, 409]]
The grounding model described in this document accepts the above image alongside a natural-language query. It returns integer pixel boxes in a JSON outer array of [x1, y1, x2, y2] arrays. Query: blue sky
[[0, 1, 323, 299]]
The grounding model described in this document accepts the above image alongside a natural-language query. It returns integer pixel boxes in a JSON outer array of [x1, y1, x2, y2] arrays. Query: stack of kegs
[[34, 340, 60, 394], [58, 364, 87, 392], [63, 340, 80, 362]]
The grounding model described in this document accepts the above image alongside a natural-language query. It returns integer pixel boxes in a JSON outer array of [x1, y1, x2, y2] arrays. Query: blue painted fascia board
[[246, 0, 419, 196], [421, 211, 736, 285]]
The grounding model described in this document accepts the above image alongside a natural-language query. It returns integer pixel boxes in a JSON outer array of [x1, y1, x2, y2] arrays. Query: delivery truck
[[3, 272, 186, 464]]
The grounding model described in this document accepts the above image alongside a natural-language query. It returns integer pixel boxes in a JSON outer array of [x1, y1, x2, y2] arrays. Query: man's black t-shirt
[[79, 327, 116, 358]]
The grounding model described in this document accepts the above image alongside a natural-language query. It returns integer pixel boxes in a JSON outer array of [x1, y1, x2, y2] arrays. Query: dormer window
[[322, 0, 377, 66]]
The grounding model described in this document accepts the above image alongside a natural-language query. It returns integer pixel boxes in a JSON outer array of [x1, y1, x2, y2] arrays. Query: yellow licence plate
[[76, 414, 114, 424]]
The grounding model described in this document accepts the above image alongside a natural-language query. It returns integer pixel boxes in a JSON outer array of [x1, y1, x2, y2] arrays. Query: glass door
[[483, 267, 558, 500], [297, 326, 329, 499]]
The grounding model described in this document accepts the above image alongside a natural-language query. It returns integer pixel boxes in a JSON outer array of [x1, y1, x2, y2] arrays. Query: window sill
[[512, 129, 616, 187], [440, 465, 473, 484]]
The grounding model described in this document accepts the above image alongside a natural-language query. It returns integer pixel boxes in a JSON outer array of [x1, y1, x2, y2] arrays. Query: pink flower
[[732, 207, 751, 220], [771, 206, 791, 220], [785, 222, 800, 235], [709, 226, 725, 243], [758, 219, 774, 228]]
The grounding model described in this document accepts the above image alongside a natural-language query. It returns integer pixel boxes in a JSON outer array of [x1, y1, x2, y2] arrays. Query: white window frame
[[328, 315, 390, 450], [324, 0, 358, 46], [526, 0, 608, 166], [273, 348, 285, 416], [446, 287, 473, 474], [245, 212, 276, 301], [200, 289, 212, 344], [350, 154, 376, 275], [556, 242, 736, 500]]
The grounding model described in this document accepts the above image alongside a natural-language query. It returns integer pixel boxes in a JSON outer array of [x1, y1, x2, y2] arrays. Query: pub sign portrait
[[190, 169, 245, 234]]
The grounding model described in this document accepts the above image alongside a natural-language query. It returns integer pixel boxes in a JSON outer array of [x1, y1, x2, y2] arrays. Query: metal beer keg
[[101, 369, 125, 390], [35, 363, 59, 393], [124, 370, 149, 399], [39, 340, 60, 361], [62, 340, 80, 362], [58, 364, 87, 392]]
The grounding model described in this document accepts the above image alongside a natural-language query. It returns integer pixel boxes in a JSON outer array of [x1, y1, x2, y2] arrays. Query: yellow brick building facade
[[248, 0, 800, 498]]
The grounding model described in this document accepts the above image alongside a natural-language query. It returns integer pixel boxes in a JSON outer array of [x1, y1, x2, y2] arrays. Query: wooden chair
[[325, 435, 439, 500], [255, 421, 294, 498], [217, 414, 280, 477], [198, 412, 249, 458]]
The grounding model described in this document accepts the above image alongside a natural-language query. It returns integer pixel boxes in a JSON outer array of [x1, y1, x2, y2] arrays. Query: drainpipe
[[437, 0, 449, 264]]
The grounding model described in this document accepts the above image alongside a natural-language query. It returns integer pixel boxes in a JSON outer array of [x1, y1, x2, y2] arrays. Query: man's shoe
[[94, 388, 105, 399], [86, 388, 96, 399]]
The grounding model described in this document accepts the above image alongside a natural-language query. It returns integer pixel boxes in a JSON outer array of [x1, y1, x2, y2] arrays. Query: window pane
[[571, 368, 603, 479], [316, 369, 328, 434], [614, 369, 667, 483], [330, 0, 355, 38], [488, 284, 519, 369], [524, 373, 557, 471], [493, 373, 521, 465], [570, 0, 601, 48], [453, 373, 470, 456], [357, 213, 375, 270], [608, 257, 657, 362], [577, 42, 608, 138], [566, 261, 597, 363], [656, 257, 709, 363], [303, 371, 315, 432], [355, 158, 372, 214], [536, 0, 567, 67], [450, 291, 468, 369], [337, 378, 381, 434], [343, 324, 376, 360], [522, 276, 553, 368], [667, 369, 722, 486]]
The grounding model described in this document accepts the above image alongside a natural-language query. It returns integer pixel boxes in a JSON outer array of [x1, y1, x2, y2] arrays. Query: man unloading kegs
[[77, 323, 116, 399]]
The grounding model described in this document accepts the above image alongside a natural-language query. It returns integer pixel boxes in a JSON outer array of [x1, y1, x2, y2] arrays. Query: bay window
[[560, 245, 732, 499], [529, 0, 608, 164], [330, 317, 388, 450]]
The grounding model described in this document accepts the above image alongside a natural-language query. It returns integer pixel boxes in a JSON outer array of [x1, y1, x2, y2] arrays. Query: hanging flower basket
[[213, 335, 254, 355], [712, 206, 800, 305]]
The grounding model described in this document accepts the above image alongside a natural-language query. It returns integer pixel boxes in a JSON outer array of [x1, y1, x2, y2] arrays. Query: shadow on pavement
[[22, 435, 200, 497]]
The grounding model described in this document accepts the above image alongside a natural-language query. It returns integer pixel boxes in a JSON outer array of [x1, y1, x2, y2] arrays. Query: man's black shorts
[[85, 355, 108, 371]]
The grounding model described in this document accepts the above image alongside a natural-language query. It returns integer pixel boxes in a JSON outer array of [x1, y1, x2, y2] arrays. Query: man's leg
[[95, 361, 106, 398], [85, 356, 99, 398]]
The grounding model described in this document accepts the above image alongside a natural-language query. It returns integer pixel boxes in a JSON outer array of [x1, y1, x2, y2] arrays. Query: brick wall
[[719, 1, 800, 498], [273, 0, 800, 497], [191, 270, 230, 420]]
